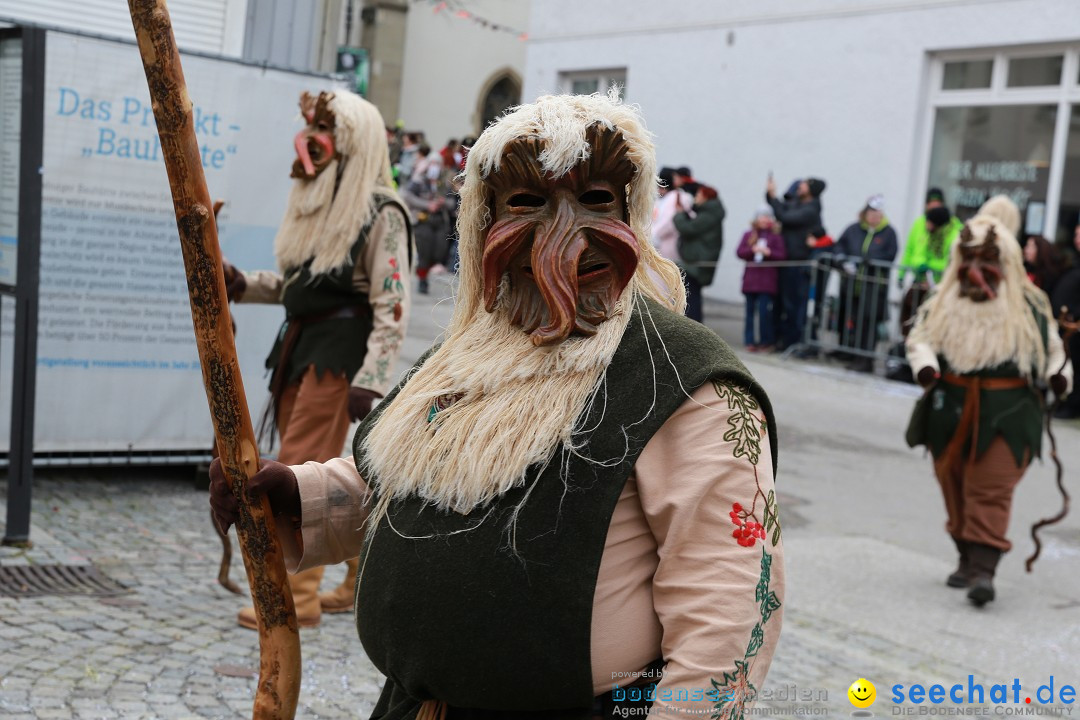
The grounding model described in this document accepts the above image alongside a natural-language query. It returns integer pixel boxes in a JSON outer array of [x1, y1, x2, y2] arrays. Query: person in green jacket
[[900, 188, 964, 285], [673, 183, 725, 322]]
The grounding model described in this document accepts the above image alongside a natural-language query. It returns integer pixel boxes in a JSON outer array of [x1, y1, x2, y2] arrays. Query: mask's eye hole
[[579, 189, 615, 206], [508, 193, 546, 208]]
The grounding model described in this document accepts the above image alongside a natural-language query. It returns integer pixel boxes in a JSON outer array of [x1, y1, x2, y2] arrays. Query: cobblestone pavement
[[0, 473, 384, 720], [2, 281, 1078, 719]]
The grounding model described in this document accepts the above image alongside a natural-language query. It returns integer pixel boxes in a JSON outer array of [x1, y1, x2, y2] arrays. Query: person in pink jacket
[[737, 206, 787, 351]]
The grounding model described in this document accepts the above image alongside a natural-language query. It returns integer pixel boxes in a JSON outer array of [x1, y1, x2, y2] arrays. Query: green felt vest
[[265, 195, 409, 384], [906, 308, 1048, 467], [351, 296, 777, 719]]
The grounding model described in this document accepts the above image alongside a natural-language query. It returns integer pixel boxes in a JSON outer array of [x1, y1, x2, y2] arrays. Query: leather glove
[[209, 458, 299, 534], [916, 366, 940, 389], [1050, 373, 1068, 398], [348, 387, 382, 423], [221, 261, 246, 302]]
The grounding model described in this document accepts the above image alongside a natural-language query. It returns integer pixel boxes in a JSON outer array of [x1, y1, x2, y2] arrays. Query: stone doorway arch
[[475, 69, 522, 135]]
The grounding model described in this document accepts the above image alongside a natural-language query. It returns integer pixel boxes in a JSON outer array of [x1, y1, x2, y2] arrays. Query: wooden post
[[127, 2, 301, 717]]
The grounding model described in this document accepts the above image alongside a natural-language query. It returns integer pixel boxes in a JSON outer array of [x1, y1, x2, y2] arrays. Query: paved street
[[2, 276, 1079, 719]]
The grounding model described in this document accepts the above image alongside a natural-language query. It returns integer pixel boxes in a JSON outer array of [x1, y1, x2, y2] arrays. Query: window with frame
[[558, 69, 627, 99], [928, 44, 1080, 242]]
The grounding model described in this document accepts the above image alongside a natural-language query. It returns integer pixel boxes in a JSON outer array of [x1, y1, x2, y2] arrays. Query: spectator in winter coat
[[652, 167, 696, 262], [834, 195, 899, 372], [1023, 235, 1065, 299], [1052, 225, 1080, 419], [900, 188, 964, 285], [806, 225, 835, 347], [440, 138, 464, 172], [766, 176, 826, 353], [401, 161, 452, 294], [396, 133, 422, 183], [736, 206, 787, 351], [673, 183, 725, 323]]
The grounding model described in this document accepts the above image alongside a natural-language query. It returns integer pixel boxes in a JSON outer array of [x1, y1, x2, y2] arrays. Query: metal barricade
[[787, 256, 934, 378], [682, 255, 937, 378]]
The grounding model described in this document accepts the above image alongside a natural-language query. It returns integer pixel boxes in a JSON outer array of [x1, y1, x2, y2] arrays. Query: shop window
[[927, 104, 1057, 233], [942, 59, 992, 90], [1055, 106, 1080, 247], [1006, 55, 1063, 88]]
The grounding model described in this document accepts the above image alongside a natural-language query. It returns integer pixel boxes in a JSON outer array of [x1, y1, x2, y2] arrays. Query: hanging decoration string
[[412, 0, 528, 41]]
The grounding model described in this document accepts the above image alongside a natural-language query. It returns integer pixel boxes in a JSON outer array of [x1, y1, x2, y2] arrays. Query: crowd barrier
[[699, 257, 936, 381]]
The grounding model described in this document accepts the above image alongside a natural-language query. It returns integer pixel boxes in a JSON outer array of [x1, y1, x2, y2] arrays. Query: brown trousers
[[276, 365, 352, 595], [933, 436, 1028, 552], [277, 365, 352, 466]]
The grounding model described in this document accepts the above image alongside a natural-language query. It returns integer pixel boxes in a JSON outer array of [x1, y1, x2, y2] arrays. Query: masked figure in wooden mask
[[906, 195, 1072, 606], [210, 93, 784, 720], [217, 89, 413, 631]]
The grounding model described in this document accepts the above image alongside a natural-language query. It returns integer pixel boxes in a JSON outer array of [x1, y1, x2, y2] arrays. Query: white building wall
[[399, 0, 529, 146], [0, 0, 249, 56], [524, 0, 1080, 301]]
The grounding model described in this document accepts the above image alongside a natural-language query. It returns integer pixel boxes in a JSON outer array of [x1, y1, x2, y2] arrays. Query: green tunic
[[350, 296, 777, 719], [906, 310, 1048, 468]]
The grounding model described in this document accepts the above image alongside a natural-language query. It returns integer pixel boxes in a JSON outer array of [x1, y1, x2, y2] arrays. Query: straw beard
[[358, 282, 635, 515]]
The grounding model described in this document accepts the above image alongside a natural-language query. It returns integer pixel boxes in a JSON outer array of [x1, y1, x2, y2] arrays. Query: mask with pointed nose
[[481, 126, 640, 346], [956, 224, 1004, 302], [291, 91, 338, 180]]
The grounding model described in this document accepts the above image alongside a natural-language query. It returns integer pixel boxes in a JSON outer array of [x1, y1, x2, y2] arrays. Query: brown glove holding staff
[[210, 459, 300, 535]]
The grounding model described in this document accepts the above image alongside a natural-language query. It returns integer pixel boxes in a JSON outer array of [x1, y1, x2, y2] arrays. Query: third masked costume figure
[[212, 93, 783, 718], [906, 196, 1072, 606], [222, 90, 412, 628]]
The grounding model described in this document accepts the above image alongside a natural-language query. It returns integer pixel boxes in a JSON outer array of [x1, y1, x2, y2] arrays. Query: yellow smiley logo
[[848, 678, 876, 708]]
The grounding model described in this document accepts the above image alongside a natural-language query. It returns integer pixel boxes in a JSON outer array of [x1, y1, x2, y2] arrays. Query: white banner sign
[[0, 31, 342, 454]]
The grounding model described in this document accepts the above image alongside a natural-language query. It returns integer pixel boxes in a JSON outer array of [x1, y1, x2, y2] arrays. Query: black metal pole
[[4, 27, 45, 547]]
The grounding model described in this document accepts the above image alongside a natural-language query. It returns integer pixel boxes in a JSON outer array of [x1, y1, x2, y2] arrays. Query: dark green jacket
[[673, 197, 725, 286], [352, 296, 776, 719]]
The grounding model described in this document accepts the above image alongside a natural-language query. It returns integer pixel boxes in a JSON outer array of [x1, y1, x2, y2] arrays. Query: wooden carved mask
[[956, 223, 1004, 302], [291, 91, 338, 180], [482, 126, 639, 346]]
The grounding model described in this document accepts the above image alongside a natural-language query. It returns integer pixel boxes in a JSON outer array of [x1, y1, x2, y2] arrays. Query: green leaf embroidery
[[745, 623, 764, 659], [711, 548, 781, 718], [710, 660, 757, 720], [761, 489, 782, 546], [712, 382, 764, 465]]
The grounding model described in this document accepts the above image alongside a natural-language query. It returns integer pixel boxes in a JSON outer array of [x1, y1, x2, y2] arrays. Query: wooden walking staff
[[127, 2, 301, 717]]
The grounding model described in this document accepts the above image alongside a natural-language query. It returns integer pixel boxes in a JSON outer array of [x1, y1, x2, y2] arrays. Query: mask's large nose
[[961, 261, 1000, 301], [293, 130, 316, 177], [293, 130, 335, 178], [529, 194, 585, 346]]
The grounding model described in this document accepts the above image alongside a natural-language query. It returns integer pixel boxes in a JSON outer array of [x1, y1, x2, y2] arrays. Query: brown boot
[[946, 537, 971, 588], [237, 565, 325, 629], [966, 543, 1002, 607], [319, 556, 359, 614]]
